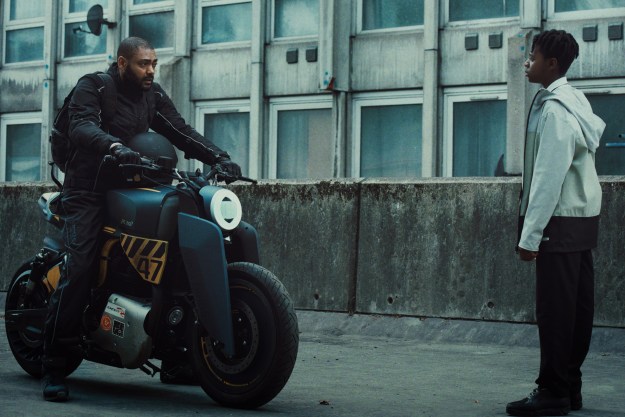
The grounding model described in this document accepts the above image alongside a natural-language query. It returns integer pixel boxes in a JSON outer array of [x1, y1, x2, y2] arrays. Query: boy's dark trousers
[[535, 250, 594, 398]]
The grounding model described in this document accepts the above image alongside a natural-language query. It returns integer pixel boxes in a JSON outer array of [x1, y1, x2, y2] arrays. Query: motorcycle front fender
[[178, 213, 234, 357]]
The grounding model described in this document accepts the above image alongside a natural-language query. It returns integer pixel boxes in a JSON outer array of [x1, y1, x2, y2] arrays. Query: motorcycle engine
[[90, 293, 152, 369]]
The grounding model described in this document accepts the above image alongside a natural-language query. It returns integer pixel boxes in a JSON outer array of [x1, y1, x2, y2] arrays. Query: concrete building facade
[[1, 0, 625, 182]]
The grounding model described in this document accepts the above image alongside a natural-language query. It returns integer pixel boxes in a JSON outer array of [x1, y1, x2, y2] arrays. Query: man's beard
[[126, 69, 153, 91]]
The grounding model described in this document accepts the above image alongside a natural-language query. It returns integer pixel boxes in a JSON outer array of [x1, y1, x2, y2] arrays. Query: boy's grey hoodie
[[518, 77, 605, 252]]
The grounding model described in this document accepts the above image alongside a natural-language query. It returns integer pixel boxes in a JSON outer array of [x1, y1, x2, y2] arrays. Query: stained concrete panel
[[593, 177, 625, 326], [440, 25, 518, 86], [191, 48, 252, 100], [351, 32, 423, 91], [355, 178, 535, 321], [265, 42, 320, 96], [231, 179, 361, 312], [0, 67, 45, 113]]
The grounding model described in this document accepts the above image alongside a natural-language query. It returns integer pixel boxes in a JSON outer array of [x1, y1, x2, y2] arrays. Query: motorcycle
[[4, 151, 299, 409]]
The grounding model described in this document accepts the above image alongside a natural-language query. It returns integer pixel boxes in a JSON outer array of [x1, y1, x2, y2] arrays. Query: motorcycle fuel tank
[[90, 294, 152, 369], [106, 186, 179, 240]]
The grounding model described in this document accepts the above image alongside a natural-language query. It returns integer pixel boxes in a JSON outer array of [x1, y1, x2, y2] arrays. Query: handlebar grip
[[237, 176, 258, 184]]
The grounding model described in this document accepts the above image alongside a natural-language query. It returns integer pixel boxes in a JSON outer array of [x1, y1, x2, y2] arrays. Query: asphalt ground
[[1, 296, 624, 417]]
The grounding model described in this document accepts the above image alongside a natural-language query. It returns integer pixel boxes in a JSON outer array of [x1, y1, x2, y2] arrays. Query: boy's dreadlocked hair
[[532, 29, 579, 75]]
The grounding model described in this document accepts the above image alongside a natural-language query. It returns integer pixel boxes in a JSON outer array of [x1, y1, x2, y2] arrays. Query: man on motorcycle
[[42, 36, 242, 402]]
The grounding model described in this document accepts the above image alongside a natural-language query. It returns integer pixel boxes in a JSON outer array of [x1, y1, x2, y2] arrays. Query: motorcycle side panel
[[106, 187, 179, 240], [178, 213, 234, 356]]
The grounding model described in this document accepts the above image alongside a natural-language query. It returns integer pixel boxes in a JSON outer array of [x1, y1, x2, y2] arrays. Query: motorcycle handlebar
[[104, 155, 257, 184]]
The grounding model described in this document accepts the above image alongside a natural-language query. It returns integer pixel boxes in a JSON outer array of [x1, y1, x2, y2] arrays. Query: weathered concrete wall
[[0, 183, 59, 289], [235, 178, 625, 327], [1, 179, 624, 327]]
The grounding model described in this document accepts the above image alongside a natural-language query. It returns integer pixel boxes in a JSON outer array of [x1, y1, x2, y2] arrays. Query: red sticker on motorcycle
[[101, 315, 112, 331]]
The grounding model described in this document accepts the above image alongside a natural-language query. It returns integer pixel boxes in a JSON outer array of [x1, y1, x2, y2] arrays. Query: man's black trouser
[[535, 250, 594, 398], [43, 189, 105, 367]]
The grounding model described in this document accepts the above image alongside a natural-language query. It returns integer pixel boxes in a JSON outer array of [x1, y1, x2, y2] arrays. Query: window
[[352, 92, 423, 178], [443, 87, 507, 177], [359, 0, 424, 32], [1, 113, 42, 182], [3, 0, 44, 64], [128, 0, 174, 49], [447, 0, 519, 22], [269, 97, 333, 179], [195, 101, 251, 176], [549, 0, 625, 18], [199, 1, 252, 45], [572, 81, 625, 175], [63, 0, 109, 58], [273, 0, 319, 40]]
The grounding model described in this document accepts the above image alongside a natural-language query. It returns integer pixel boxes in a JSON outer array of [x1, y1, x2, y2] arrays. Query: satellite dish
[[86, 4, 117, 36]]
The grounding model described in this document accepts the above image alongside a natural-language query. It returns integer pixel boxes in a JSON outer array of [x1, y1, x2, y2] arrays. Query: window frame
[[444, 0, 520, 26], [442, 85, 507, 177], [126, 0, 175, 51], [270, 0, 320, 42], [61, 0, 113, 61], [194, 100, 253, 174], [569, 78, 625, 173], [2, 0, 45, 66], [351, 90, 424, 178], [546, 0, 625, 20], [355, 0, 425, 35], [0, 112, 43, 182], [268, 95, 333, 179], [196, 0, 253, 50]]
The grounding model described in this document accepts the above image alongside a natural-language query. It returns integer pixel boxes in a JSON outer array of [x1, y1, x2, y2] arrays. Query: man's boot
[[42, 357, 69, 402]]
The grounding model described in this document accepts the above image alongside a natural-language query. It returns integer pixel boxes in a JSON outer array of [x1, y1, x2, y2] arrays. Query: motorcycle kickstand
[[140, 360, 161, 377]]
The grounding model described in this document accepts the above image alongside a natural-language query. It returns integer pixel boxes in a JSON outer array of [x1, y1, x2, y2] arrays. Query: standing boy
[[506, 30, 605, 416]]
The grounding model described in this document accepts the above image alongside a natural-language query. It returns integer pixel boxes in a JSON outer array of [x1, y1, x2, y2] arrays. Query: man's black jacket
[[65, 63, 226, 190]]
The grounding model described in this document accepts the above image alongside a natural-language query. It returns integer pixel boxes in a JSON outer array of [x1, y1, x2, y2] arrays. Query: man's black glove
[[110, 143, 141, 165], [216, 156, 242, 179]]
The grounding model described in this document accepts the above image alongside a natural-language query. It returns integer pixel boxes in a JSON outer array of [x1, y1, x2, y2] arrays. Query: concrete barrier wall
[[2, 178, 624, 327]]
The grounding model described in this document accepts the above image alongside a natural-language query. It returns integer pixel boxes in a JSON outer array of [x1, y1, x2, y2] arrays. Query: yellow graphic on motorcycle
[[120, 234, 168, 284], [43, 264, 62, 292]]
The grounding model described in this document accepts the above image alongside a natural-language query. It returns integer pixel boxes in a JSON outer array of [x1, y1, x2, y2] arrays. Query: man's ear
[[117, 56, 127, 72]]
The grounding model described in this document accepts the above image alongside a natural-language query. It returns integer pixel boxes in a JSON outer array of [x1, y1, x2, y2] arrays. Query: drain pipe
[[422, 0, 440, 177], [250, 0, 266, 179]]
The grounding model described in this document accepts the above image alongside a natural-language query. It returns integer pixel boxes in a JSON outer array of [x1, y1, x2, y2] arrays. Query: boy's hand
[[518, 248, 538, 262]]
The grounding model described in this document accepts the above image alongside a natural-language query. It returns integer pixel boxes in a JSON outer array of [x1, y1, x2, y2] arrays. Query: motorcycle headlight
[[200, 187, 242, 231]]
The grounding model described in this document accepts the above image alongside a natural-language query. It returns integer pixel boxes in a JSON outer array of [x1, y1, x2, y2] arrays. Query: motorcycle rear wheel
[[189, 262, 299, 409], [5, 262, 83, 378]]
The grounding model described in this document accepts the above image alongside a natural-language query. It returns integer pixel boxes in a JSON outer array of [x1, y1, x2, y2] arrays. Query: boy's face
[[524, 45, 557, 87]]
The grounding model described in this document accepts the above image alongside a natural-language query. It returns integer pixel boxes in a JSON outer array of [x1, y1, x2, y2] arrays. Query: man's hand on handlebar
[[215, 156, 242, 179], [110, 143, 141, 165]]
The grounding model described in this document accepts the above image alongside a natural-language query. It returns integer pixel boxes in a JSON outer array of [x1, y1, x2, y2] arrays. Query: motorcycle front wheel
[[5, 262, 83, 378], [189, 262, 299, 409]]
